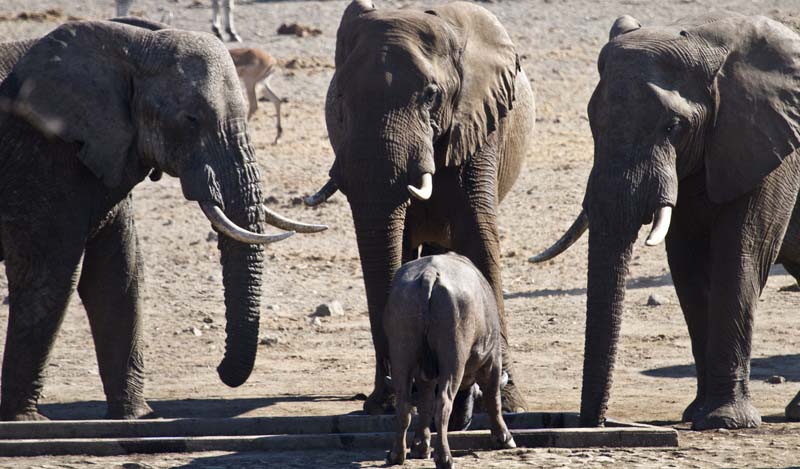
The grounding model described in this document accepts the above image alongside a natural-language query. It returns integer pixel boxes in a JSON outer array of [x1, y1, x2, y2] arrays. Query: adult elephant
[[531, 13, 800, 429], [305, 0, 535, 417], [0, 19, 325, 421]]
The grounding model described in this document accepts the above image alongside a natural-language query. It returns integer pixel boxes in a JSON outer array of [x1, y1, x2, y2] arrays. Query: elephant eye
[[421, 84, 440, 107], [664, 118, 681, 134]]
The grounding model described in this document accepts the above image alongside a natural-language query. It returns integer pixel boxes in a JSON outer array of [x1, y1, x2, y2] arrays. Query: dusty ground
[[1, 0, 799, 467]]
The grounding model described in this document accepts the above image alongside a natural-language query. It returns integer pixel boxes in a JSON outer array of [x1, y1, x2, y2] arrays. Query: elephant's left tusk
[[200, 202, 294, 245], [645, 206, 672, 246], [408, 173, 433, 201], [262, 204, 328, 233]]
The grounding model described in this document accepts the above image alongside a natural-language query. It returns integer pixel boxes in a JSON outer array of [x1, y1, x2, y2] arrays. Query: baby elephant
[[384, 254, 516, 469]]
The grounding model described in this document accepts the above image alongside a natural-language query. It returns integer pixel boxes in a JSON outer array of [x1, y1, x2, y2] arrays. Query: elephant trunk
[[214, 149, 267, 388], [580, 228, 635, 426], [352, 204, 407, 387]]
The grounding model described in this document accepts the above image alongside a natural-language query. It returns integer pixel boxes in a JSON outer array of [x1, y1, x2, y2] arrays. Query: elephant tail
[[419, 269, 439, 381]]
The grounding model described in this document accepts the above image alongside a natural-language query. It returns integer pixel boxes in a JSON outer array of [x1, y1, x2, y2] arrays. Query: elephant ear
[[0, 21, 137, 188], [697, 16, 800, 203], [427, 2, 519, 167]]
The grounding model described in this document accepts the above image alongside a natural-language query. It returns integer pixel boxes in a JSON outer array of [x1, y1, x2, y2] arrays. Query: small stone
[[291, 196, 304, 206], [646, 294, 664, 306], [312, 301, 344, 317], [202, 317, 214, 324], [191, 327, 202, 337], [259, 335, 280, 346], [206, 231, 218, 242], [309, 317, 322, 327], [766, 375, 786, 384], [264, 195, 279, 205], [266, 304, 279, 311]]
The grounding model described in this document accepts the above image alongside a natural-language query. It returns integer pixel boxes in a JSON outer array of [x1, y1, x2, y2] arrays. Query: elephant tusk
[[304, 178, 339, 206], [408, 173, 433, 201], [262, 204, 328, 233], [528, 211, 589, 263], [645, 206, 672, 247], [200, 202, 294, 245]]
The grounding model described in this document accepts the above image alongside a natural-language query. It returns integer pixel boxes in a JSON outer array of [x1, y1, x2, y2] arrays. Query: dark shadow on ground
[[505, 272, 673, 299], [642, 354, 800, 382], [173, 450, 376, 468], [39, 394, 356, 420]]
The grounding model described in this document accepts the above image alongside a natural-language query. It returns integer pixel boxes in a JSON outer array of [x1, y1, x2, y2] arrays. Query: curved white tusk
[[200, 202, 294, 245], [529, 211, 589, 263], [262, 204, 328, 234], [304, 178, 339, 206], [408, 173, 433, 201], [645, 206, 672, 247]]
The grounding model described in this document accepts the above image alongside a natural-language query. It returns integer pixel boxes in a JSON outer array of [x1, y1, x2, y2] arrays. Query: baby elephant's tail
[[419, 269, 439, 381]]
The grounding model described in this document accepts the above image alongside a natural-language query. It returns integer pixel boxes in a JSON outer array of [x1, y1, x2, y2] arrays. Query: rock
[[266, 304, 279, 311], [202, 317, 214, 324], [309, 317, 322, 327], [766, 375, 786, 384], [264, 195, 279, 205], [646, 294, 664, 306], [259, 335, 280, 346], [277, 22, 322, 37], [312, 301, 344, 317], [291, 196, 304, 206], [191, 327, 202, 337], [206, 231, 218, 242]]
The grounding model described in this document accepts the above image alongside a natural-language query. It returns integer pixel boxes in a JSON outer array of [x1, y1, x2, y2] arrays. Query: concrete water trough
[[0, 412, 678, 456]]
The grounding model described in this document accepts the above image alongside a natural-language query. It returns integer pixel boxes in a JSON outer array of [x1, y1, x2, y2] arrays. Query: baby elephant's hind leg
[[477, 362, 516, 450], [410, 378, 435, 459], [387, 359, 413, 465]]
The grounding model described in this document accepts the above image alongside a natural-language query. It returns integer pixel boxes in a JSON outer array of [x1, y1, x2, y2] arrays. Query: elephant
[[531, 13, 800, 429], [385, 254, 515, 469], [0, 19, 325, 421], [304, 0, 535, 418]]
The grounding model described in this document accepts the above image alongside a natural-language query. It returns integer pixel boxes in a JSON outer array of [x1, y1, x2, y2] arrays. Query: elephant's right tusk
[[262, 204, 328, 233], [645, 206, 672, 246], [408, 173, 433, 201], [200, 202, 294, 245], [304, 178, 339, 206], [528, 211, 589, 263]]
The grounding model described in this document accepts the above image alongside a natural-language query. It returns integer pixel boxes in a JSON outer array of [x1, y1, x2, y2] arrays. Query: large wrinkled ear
[[0, 21, 136, 188], [699, 16, 800, 203], [335, 0, 377, 66], [427, 2, 518, 167]]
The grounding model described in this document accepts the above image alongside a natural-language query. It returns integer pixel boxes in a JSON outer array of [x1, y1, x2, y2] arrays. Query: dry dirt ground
[[1, 0, 799, 467]]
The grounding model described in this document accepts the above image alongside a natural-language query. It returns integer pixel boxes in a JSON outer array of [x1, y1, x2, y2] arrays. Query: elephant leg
[[457, 147, 527, 413], [781, 260, 800, 288], [77, 199, 153, 420], [666, 180, 712, 423], [476, 360, 516, 450], [410, 377, 435, 460], [0, 224, 85, 421], [693, 154, 800, 430]]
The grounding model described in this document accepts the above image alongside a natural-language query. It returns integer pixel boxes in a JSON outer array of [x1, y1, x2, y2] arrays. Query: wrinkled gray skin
[[0, 20, 281, 420], [538, 13, 800, 429], [308, 0, 535, 421], [384, 254, 515, 469]]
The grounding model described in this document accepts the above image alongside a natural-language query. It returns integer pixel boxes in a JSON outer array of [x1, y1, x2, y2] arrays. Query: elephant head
[[304, 0, 519, 412], [531, 14, 800, 426], [0, 20, 324, 387]]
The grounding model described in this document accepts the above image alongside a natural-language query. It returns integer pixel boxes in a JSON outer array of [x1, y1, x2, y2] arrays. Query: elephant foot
[[786, 392, 800, 421], [363, 388, 395, 415], [410, 436, 431, 459], [681, 396, 705, 422], [386, 448, 406, 466], [5, 410, 49, 422], [434, 454, 454, 469], [500, 379, 527, 413], [106, 398, 156, 420], [691, 398, 761, 430]]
